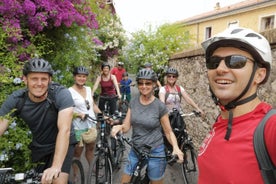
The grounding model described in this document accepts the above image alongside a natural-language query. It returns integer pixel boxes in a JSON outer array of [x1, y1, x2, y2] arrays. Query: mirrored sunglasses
[[206, 55, 254, 69], [85, 100, 90, 110], [137, 82, 153, 86], [167, 75, 177, 78]]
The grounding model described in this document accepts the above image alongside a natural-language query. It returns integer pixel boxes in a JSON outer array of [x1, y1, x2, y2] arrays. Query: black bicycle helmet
[[73, 66, 89, 75], [136, 69, 157, 82], [166, 67, 179, 77], [101, 62, 111, 70], [123, 72, 128, 77], [23, 58, 53, 76]]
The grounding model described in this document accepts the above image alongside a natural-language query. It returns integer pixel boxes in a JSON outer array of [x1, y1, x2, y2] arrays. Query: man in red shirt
[[111, 62, 126, 84], [198, 27, 276, 183]]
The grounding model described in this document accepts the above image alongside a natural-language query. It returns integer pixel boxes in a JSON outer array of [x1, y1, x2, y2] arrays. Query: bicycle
[[68, 158, 85, 184], [68, 114, 99, 184], [119, 84, 135, 114], [116, 134, 178, 184], [86, 112, 125, 184], [0, 168, 42, 184], [165, 108, 201, 184]]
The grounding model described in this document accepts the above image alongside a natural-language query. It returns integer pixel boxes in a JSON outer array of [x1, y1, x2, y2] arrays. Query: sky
[[113, 0, 244, 33]]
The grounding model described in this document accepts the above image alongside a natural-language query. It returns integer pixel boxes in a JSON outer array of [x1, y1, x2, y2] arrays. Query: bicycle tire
[[181, 144, 198, 184], [87, 154, 113, 184], [69, 159, 85, 184], [114, 139, 125, 170]]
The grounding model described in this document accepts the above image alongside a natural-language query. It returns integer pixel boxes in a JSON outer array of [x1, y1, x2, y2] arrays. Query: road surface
[[79, 74, 197, 183]]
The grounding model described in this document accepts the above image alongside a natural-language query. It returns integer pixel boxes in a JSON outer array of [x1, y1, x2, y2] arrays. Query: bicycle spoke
[[87, 154, 113, 184]]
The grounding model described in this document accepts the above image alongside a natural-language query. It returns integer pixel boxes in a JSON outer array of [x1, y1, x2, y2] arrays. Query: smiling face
[[207, 47, 265, 105], [23, 72, 51, 101], [102, 66, 110, 75], [74, 74, 88, 86], [137, 79, 155, 96], [166, 74, 177, 85]]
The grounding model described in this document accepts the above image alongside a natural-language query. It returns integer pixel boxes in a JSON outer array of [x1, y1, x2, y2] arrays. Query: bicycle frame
[[167, 108, 200, 184], [119, 92, 129, 114], [86, 113, 125, 184], [118, 135, 177, 184]]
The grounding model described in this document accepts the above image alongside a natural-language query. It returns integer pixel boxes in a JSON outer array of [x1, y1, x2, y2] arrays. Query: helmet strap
[[210, 62, 258, 140]]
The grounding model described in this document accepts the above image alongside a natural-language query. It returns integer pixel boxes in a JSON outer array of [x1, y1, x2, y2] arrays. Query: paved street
[[79, 74, 196, 183]]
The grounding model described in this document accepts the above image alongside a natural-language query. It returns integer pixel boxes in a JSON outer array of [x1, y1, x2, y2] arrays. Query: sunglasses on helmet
[[206, 55, 254, 70]]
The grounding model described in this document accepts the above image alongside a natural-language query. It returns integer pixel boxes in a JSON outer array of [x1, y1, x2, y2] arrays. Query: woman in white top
[[69, 66, 102, 166], [159, 67, 204, 114]]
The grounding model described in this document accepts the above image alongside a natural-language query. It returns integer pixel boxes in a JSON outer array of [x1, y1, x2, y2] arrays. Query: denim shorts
[[124, 144, 167, 181]]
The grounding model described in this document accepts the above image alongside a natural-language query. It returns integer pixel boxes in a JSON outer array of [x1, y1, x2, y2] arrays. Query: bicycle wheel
[[87, 154, 113, 184], [69, 159, 85, 184], [114, 139, 125, 170], [181, 144, 198, 184]]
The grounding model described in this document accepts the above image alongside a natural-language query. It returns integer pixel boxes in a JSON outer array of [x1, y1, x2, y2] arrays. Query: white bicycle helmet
[[202, 27, 271, 84]]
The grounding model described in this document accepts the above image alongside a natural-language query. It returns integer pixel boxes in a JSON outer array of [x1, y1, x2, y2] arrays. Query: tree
[[0, 0, 126, 171], [121, 23, 191, 79]]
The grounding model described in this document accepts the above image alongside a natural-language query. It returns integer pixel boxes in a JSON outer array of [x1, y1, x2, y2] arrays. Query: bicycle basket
[[81, 127, 98, 146]]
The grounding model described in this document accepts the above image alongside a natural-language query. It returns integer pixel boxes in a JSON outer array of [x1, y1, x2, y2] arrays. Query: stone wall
[[169, 44, 276, 151]]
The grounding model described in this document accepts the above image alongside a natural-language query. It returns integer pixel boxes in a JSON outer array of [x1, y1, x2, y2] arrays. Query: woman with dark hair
[[69, 66, 101, 169], [92, 62, 121, 115]]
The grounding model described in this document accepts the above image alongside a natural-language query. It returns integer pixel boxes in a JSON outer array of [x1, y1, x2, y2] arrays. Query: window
[[260, 15, 275, 31], [205, 27, 212, 40]]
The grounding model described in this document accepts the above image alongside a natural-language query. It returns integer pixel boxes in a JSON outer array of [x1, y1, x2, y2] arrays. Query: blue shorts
[[124, 144, 167, 181]]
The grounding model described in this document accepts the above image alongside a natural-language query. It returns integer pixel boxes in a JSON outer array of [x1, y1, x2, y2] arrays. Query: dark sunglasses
[[206, 55, 254, 69], [85, 100, 90, 110], [137, 82, 153, 86], [167, 75, 177, 78]]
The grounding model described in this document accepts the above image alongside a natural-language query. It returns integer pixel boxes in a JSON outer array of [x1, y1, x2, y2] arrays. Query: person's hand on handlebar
[[41, 166, 61, 184], [172, 148, 184, 163], [111, 125, 123, 138]]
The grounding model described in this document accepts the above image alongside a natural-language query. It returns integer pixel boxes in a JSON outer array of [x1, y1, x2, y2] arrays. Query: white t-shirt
[[159, 85, 185, 112], [69, 86, 96, 130]]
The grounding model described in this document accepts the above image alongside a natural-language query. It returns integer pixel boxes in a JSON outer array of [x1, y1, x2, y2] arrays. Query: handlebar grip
[[167, 154, 179, 165]]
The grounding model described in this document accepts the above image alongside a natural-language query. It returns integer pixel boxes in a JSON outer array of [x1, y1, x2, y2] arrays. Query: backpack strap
[[15, 82, 61, 115], [14, 89, 28, 116], [164, 85, 181, 102], [253, 109, 276, 184]]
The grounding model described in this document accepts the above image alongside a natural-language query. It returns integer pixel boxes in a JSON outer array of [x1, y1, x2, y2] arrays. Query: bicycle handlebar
[[85, 112, 126, 125], [116, 133, 178, 164], [180, 110, 201, 117], [119, 84, 135, 87], [0, 168, 42, 184]]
